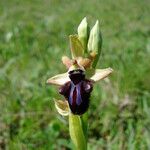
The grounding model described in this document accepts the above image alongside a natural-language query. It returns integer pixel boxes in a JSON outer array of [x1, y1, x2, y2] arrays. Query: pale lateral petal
[[54, 99, 70, 116], [46, 73, 70, 86], [62, 56, 72, 69], [90, 68, 113, 82]]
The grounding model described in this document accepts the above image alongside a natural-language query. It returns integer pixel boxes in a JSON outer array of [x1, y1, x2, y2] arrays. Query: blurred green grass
[[0, 0, 150, 149]]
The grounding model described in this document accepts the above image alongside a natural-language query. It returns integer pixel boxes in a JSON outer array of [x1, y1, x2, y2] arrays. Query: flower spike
[[47, 17, 113, 150]]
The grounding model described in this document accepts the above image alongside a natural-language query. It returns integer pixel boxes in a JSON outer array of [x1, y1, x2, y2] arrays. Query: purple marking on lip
[[69, 82, 74, 105], [76, 82, 82, 105], [69, 82, 82, 106]]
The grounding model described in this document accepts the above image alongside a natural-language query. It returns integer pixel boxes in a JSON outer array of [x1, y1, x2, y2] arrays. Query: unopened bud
[[77, 17, 89, 52], [88, 20, 102, 68]]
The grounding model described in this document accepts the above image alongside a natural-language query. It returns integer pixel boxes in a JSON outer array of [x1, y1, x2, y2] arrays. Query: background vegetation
[[0, 0, 150, 149]]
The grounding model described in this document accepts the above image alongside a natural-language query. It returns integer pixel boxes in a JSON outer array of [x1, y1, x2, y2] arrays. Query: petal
[[46, 73, 70, 86], [62, 56, 72, 69], [77, 57, 92, 69], [89, 68, 113, 82], [54, 99, 70, 116]]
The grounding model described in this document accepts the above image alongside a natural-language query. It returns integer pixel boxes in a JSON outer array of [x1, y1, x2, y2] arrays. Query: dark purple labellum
[[59, 69, 93, 115]]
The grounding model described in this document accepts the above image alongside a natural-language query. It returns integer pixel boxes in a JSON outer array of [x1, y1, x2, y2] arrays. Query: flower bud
[[77, 17, 89, 52], [88, 20, 102, 68]]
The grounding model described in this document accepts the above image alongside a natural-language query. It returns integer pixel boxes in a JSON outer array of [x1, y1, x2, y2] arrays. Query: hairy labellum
[[59, 69, 93, 115]]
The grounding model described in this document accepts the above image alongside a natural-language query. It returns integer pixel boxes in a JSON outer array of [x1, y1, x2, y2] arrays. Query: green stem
[[69, 114, 87, 150], [81, 112, 88, 140]]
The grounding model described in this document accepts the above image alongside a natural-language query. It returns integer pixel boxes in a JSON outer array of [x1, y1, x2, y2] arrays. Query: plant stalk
[[69, 114, 87, 150]]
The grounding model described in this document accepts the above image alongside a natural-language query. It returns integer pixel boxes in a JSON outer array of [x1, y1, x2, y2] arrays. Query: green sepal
[[54, 99, 69, 116]]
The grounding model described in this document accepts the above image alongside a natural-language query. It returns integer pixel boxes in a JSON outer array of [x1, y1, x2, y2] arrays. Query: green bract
[[69, 35, 84, 58]]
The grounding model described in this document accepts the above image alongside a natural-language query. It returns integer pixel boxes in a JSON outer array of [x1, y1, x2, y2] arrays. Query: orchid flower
[[47, 58, 112, 115], [47, 17, 113, 150]]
